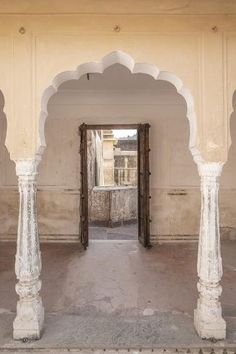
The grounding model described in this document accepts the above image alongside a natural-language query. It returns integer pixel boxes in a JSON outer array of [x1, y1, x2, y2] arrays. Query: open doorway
[[88, 128, 138, 241], [79, 123, 150, 249]]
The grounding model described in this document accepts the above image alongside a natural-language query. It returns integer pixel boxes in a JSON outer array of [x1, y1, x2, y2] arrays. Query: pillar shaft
[[13, 158, 44, 340], [194, 162, 226, 339]]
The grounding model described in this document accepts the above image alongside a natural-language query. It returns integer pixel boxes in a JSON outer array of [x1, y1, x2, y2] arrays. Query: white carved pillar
[[194, 162, 226, 339], [13, 158, 44, 340]]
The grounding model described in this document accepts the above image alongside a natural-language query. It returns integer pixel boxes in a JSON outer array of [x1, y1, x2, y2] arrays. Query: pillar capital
[[197, 162, 223, 178], [15, 157, 41, 178]]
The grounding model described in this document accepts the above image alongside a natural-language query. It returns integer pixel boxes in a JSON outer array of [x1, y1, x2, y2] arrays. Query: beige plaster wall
[[0, 3, 236, 162]]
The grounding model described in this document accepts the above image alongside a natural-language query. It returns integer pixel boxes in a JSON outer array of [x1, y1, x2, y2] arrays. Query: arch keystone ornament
[[194, 162, 226, 340], [13, 158, 44, 340]]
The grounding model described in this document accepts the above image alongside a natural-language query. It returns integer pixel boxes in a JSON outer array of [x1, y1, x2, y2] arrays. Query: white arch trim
[[39, 50, 203, 164], [0, 90, 13, 159], [227, 90, 236, 153]]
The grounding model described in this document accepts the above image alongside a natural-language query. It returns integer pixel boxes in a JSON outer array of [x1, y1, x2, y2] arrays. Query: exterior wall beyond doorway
[[87, 129, 138, 226], [89, 186, 137, 226]]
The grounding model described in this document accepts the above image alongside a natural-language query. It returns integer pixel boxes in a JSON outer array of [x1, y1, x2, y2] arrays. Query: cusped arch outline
[[0, 89, 13, 159], [227, 90, 236, 154], [39, 50, 203, 164]]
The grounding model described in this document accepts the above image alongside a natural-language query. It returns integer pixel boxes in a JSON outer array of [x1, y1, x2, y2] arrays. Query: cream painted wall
[[0, 5, 236, 162]]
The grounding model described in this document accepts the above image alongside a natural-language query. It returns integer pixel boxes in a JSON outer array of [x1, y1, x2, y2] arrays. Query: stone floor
[[89, 223, 138, 240], [0, 240, 236, 351]]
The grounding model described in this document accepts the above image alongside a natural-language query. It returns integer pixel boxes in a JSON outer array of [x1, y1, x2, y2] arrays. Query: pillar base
[[13, 298, 44, 340], [194, 308, 226, 340]]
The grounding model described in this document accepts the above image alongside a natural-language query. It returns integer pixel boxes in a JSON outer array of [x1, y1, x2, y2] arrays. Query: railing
[[114, 167, 137, 186]]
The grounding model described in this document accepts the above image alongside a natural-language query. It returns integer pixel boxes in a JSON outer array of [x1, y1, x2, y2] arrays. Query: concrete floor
[[0, 240, 236, 350], [89, 223, 138, 240]]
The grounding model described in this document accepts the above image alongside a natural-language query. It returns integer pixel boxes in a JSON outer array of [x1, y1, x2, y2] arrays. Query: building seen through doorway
[[88, 128, 138, 240]]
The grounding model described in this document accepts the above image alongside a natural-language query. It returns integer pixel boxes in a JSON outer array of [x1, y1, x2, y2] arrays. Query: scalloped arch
[[0, 90, 5, 114], [39, 50, 203, 163], [0, 90, 12, 157], [227, 90, 236, 153]]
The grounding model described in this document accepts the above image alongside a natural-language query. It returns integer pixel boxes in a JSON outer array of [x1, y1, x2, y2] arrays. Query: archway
[[38, 62, 200, 244], [39, 51, 202, 164], [12, 51, 227, 342], [37, 56, 200, 338]]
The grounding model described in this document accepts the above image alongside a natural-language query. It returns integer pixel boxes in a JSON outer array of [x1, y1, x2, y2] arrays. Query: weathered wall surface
[[89, 187, 137, 225]]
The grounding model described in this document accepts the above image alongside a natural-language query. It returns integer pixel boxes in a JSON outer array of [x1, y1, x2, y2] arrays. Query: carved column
[[13, 158, 44, 340], [194, 162, 226, 339]]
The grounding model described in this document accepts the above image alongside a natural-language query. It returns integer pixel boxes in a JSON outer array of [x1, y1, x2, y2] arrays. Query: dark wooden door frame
[[79, 123, 88, 249], [137, 123, 151, 248], [79, 123, 151, 249]]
